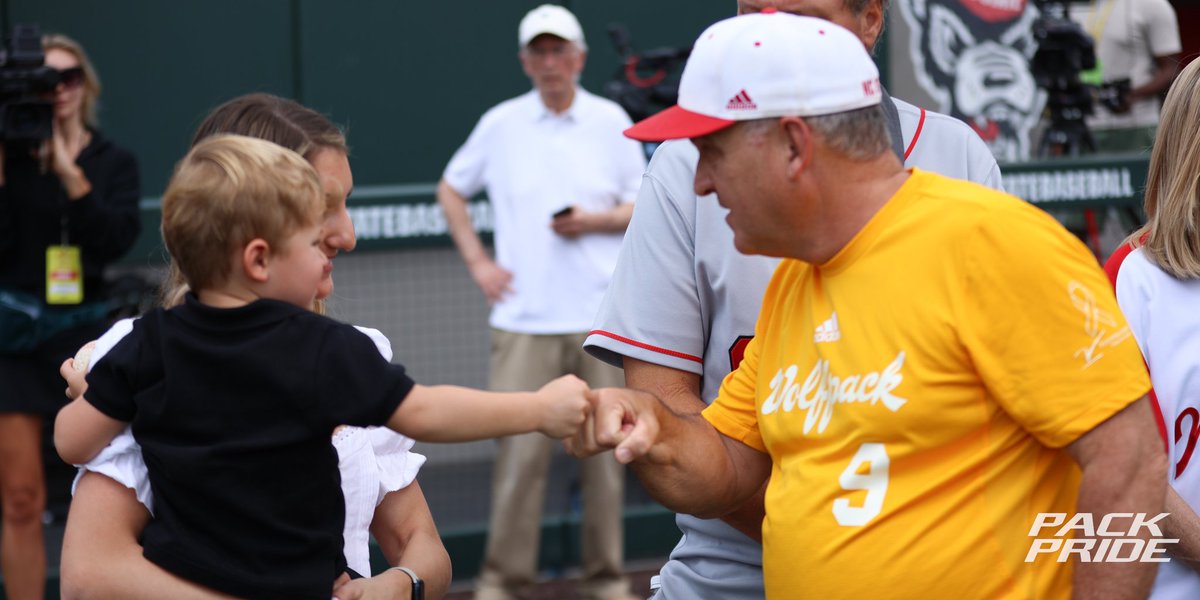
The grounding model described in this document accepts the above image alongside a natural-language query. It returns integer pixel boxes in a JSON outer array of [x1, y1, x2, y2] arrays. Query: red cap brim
[[623, 105, 736, 142]]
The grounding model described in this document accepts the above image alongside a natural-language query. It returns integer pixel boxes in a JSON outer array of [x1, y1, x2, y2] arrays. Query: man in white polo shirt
[[436, 5, 646, 600]]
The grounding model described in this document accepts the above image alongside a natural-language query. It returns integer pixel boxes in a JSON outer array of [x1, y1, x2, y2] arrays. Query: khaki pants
[[475, 329, 631, 600]]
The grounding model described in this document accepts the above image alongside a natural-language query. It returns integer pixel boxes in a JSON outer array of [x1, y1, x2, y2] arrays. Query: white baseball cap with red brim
[[519, 4, 587, 51], [624, 10, 882, 142]]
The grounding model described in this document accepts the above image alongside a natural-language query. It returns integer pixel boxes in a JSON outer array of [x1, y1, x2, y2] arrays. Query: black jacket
[[0, 130, 141, 302]]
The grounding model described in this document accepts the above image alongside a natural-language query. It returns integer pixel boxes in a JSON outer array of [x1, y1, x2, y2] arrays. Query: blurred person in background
[[0, 33, 139, 600], [436, 5, 646, 599], [1072, 0, 1180, 153]]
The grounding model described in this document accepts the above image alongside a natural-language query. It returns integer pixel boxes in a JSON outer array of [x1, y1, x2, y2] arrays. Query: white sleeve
[[89, 317, 136, 368], [585, 140, 705, 375], [969, 134, 1005, 193], [369, 428, 427, 506], [893, 100, 1003, 192], [353, 326, 425, 502], [71, 317, 154, 514], [442, 112, 493, 198], [616, 141, 648, 205], [1144, 0, 1182, 57], [70, 427, 154, 515], [353, 326, 394, 362], [611, 110, 649, 205], [1114, 249, 1154, 362]]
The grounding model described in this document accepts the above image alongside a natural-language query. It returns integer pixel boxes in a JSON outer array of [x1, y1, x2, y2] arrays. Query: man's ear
[[242, 239, 271, 283], [779, 117, 813, 179], [859, 0, 886, 53]]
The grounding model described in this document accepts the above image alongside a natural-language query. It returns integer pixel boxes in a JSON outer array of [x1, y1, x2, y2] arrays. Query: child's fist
[[537, 374, 591, 438]]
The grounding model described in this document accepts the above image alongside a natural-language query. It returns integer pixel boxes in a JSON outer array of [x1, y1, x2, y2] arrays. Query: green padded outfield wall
[[11, 1, 728, 255], [12, 1, 905, 262]]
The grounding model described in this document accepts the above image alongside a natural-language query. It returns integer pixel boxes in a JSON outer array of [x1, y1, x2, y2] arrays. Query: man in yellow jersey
[[571, 11, 1166, 599]]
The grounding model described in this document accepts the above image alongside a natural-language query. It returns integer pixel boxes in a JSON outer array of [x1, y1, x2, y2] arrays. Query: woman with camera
[[0, 33, 140, 599]]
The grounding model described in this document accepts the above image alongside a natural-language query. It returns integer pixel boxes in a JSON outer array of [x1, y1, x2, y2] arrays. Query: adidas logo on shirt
[[814, 312, 840, 343], [726, 89, 757, 110]]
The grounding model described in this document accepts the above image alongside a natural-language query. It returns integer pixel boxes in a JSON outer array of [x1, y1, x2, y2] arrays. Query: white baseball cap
[[624, 11, 881, 142], [519, 4, 587, 51]]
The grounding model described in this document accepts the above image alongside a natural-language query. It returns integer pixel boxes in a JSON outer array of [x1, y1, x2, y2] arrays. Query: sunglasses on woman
[[55, 66, 84, 89]]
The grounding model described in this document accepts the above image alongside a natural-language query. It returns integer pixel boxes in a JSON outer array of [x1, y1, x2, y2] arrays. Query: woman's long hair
[[1127, 59, 1200, 279]]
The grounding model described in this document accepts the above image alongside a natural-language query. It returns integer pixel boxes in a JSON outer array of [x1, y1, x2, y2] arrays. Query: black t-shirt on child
[[85, 294, 414, 600]]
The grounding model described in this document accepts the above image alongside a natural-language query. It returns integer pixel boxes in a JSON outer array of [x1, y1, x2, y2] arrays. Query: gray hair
[[805, 105, 892, 160], [739, 104, 892, 159], [744, 105, 890, 161]]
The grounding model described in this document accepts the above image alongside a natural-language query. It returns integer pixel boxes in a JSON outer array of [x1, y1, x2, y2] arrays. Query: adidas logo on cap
[[726, 89, 757, 110]]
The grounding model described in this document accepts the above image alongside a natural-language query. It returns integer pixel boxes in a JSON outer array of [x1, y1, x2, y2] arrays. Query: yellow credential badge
[[46, 245, 83, 305]]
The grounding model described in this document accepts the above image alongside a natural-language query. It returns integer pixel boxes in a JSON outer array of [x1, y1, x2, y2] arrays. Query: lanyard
[[1084, 0, 1118, 43]]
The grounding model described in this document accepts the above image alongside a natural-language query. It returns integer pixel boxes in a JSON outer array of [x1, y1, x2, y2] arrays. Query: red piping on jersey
[[1105, 240, 1169, 451], [587, 330, 703, 364], [904, 108, 926, 161]]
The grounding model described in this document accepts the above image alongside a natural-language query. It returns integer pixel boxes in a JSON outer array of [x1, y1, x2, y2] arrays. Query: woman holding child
[[0, 34, 140, 600], [58, 94, 453, 599]]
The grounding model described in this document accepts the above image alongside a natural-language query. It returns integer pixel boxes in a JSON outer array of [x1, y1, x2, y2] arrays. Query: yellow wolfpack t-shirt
[[703, 170, 1151, 599]]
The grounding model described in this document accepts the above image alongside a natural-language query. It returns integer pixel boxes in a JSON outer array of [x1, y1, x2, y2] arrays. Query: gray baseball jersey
[[584, 97, 1003, 600]]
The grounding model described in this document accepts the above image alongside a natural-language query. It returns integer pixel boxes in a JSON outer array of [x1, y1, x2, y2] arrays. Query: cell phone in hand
[[552, 206, 574, 219]]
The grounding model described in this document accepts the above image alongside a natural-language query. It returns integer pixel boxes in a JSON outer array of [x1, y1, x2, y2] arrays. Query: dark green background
[[14, 0, 732, 197]]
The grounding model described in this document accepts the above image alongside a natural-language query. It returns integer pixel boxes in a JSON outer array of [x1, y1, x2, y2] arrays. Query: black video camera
[[603, 24, 690, 123], [0, 24, 59, 144], [1030, 0, 1095, 96], [1030, 0, 1132, 155]]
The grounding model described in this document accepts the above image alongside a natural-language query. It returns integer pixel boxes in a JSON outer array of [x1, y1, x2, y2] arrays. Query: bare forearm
[[1132, 57, 1179, 100], [596, 202, 634, 233], [54, 398, 125, 465], [390, 530, 451, 599], [1071, 460, 1166, 598], [60, 166, 93, 201], [373, 483, 452, 599], [1164, 486, 1200, 574], [720, 482, 767, 542], [625, 364, 705, 417], [436, 179, 489, 267], [624, 359, 750, 516], [1068, 400, 1168, 600], [388, 385, 540, 442], [630, 402, 752, 518]]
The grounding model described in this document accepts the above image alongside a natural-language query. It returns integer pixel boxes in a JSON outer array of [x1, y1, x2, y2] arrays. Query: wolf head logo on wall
[[898, 0, 1047, 161]]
